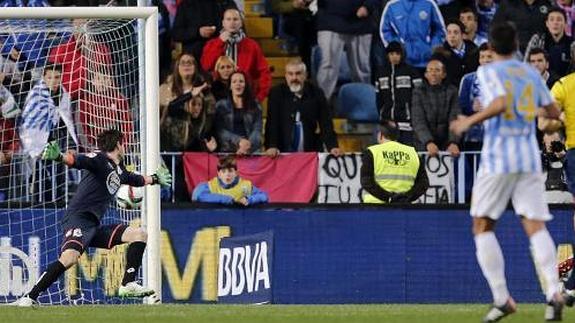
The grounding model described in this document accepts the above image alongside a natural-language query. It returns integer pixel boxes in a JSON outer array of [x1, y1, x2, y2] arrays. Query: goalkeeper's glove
[[41, 141, 62, 162], [151, 166, 172, 187]]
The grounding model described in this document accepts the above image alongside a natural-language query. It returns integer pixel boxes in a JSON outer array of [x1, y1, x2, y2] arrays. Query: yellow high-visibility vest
[[208, 177, 253, 201], [362, 141, 420, 204]]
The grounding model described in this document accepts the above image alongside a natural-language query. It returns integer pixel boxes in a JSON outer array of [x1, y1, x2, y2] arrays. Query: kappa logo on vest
[[382, 150, 411, 166]]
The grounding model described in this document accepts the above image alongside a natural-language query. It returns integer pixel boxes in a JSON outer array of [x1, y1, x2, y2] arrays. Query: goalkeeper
[[12, 129, 172, 306]]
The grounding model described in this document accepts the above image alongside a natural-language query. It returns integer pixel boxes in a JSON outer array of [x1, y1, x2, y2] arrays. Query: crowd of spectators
[[1, 0, 575, 202]]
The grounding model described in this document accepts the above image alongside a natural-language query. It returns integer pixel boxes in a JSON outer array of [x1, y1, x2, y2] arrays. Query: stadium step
[[332, 118, 378, 135], [244, 0, 266, 17], [257, 38, 297, 57], [268, 56, 299, 78], [244, 17, 273, 39]]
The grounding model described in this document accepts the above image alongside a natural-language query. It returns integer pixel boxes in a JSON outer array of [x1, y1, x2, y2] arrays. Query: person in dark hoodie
[[374, 41, 422, 146]]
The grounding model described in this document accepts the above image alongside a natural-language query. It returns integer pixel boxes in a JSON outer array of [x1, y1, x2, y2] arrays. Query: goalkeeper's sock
[[28, 261, 66, 300], [475, 231, 510, 307], [529, 229, 560, 302], [122, 241, 146, 286]]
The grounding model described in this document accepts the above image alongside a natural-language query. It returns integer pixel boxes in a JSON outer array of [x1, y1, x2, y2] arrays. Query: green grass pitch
[[0, 304, 573, 323]]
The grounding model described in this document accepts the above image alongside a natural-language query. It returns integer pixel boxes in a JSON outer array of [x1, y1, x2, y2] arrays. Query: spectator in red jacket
[[0, 74, 18, 200], [48, 19, 112, 100], [201, 8, 271, 103], [78, 71, 133, 152]]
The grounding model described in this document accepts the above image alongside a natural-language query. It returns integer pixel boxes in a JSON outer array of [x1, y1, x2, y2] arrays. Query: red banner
[[182, 153, 318, 203]]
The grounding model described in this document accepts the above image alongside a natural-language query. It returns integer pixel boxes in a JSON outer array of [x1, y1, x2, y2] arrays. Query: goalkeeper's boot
[[118, 282, 155, 298], [9, 295, 37, 307], [545, 293, 564, 322], [482, 298, 516, 323], [562, 289, 575, 307]]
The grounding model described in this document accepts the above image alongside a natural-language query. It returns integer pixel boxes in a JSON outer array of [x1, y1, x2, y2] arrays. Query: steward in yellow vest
[[192, 155, 269, 205], [361, 121, 429, 203]]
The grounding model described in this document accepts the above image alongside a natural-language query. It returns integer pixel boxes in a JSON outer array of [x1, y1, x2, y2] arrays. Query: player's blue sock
[[28, 260, 66, 300], [121, 241, 146, 286]]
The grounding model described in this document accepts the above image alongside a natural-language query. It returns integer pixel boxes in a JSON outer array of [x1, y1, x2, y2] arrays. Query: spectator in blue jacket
[[380, 0, 446, 70], [476, 0, 498, 38], [458, 42, 493, 151], [192, 155, 269, 205]]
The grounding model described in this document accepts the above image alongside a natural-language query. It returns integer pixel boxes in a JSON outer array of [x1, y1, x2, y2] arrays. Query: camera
[[543, 140, 567, 191], [550, 140, 565, 153]]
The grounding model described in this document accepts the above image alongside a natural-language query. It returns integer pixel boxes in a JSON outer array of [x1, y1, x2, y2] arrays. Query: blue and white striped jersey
[[476, 59, 552, 174]]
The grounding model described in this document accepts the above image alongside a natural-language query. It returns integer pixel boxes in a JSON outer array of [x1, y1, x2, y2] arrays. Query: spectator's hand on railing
[[447, 143, 460, 158], [0, 151, 6, 166], [330, 147, 342, 157], [265, 148, 280, 158], [205, 137, 217, 152], [237, 138, 251, 155], [426, 142, 439, 157], [236, 196, 249, 206]]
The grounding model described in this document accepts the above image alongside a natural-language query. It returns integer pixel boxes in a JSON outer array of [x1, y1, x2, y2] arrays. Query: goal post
[[0, 6, 161, 304]]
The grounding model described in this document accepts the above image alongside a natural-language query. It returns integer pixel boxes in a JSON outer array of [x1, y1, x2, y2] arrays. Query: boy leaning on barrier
[[192, 155, 268, 206]]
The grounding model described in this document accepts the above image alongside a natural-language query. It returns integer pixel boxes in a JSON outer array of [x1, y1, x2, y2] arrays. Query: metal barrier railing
[[1, 151, 493, 204]]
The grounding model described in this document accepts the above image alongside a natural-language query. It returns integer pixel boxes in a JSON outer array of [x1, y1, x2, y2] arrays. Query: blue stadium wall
[[160, 207, 574, 304], [1, 207, 574, 304]]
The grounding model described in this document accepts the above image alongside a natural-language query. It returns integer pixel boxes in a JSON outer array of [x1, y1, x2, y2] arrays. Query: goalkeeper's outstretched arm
[[41, 140, 76, 166], [41, 141, 173, 188], [138, 167, 172, 187]]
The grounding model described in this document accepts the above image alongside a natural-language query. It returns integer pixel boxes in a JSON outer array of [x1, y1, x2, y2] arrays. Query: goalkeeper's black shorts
[[60, 212, 128, 254]]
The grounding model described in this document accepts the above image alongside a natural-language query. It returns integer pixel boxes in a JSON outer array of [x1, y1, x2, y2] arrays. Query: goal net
[[0, 7, 160, 305]]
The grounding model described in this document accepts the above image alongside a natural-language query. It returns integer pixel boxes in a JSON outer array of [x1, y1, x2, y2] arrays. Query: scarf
[[224, 29, 246, 65]]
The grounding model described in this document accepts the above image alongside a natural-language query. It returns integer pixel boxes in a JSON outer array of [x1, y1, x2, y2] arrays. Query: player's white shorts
[[470, 172, 552, 221]]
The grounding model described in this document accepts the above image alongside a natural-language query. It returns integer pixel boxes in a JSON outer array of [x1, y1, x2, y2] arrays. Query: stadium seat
[[336, 83, 378, 122], [310, 45, 351, 83]]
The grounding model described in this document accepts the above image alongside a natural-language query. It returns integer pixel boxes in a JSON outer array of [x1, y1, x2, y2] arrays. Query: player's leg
[[24, 249, 81, 303], [474, 217, 516, 323], [90, 224, 153, 297], [12, 219, 96, 306], [471, 173, 516, 322], [513, 173, 563, 321], [119, 227, 147, 284]]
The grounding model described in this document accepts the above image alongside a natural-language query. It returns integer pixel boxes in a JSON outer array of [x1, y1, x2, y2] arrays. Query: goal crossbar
[[0, 7, 157, 19]]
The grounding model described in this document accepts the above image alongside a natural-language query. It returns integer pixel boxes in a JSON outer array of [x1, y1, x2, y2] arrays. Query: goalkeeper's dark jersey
[[64, 152, 145, 222]]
